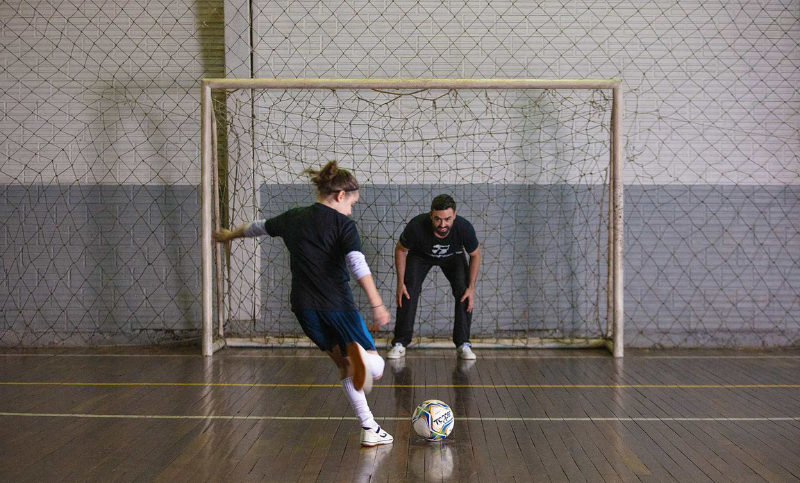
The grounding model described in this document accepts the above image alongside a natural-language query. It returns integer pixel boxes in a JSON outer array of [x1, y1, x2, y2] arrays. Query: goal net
[[201, 79, 623, 356]]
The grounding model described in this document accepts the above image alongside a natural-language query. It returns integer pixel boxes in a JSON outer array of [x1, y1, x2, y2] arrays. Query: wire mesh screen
[[213, 87, 612, 345], [0, 0, 224, 345], [0, 0, 798, 347]]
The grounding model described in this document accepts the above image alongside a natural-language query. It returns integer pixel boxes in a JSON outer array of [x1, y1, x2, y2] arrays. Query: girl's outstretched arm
[[213, 220, 266, 242]]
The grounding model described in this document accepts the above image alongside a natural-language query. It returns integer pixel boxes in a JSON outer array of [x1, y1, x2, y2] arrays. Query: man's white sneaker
[[347, 342, 373, 393], [361, 426, 394, 447], [386, 343, 406, 359], [457, 343, 477, 360]]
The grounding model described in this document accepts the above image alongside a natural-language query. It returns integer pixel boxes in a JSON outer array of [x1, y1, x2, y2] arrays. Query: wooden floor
[[1, 347, 799, 483]]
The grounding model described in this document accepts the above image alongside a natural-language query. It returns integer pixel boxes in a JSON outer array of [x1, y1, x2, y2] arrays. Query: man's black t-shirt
[[262, 203, 361, 312], [399, 213, 479, 263]]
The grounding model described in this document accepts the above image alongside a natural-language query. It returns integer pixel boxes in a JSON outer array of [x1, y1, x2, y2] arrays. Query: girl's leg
[[329, 311, 385, 392], [326, 347, 379, 431], [326, 345, 384, 380], [327, 341, 393, 446], [294, 310, 388, 442]]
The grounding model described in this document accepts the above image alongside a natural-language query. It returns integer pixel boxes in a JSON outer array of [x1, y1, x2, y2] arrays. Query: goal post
[[201, 78, 624, 357]]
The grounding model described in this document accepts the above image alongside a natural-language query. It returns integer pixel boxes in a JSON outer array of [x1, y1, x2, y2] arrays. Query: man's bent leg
[[392, 254, 432, 347], [442, 255, 472, 347]]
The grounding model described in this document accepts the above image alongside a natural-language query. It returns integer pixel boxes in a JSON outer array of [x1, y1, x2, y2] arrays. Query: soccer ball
[[411, 399, 454, 441]]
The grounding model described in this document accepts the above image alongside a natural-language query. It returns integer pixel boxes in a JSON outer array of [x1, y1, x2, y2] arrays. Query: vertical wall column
[[224, 0, 262, 332]]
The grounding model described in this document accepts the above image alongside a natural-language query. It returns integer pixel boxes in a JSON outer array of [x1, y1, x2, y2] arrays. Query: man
[[388, 194, 481, 360]]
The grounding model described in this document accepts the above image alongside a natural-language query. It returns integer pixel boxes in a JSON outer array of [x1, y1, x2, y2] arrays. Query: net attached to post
[[207, 81, 619, 352]]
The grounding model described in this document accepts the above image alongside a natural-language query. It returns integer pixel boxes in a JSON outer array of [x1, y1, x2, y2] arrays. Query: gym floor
[[1, 347, 799, 482]]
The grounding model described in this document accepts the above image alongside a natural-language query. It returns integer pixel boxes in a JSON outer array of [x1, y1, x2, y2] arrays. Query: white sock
[[342, 377, 379, 430], [366, 351, 385, 379]]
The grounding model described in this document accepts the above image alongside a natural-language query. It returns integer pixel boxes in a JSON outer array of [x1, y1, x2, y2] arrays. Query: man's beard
[[436, 226, 451, 236]]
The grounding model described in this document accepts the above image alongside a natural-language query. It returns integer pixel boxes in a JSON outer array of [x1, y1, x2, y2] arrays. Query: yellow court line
[[0, 382, 798, 389]]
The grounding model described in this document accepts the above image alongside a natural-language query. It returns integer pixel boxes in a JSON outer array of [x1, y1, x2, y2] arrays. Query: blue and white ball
[[412, 399, 454, 441]]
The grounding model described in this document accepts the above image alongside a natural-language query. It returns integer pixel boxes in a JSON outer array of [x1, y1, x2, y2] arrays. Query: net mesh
[[214, 87, 613, 345], [0, 0, 797, 347], [0, 0, 223, 345]]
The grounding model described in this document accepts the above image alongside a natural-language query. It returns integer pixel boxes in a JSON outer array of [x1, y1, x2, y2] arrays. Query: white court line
[[0, 412, 798, 422]]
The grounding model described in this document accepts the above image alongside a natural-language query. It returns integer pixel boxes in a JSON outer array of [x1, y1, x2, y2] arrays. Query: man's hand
[[460, 286, 475, 312], [369, 304, 391, 331], [396, 284, 410, 307], [213, 229, 234, 242]]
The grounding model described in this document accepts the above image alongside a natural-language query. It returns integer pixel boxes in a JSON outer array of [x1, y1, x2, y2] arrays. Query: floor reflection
[[455, 358, 475, 376], [451, 356, 474, 442], [388, 357, 414, 418], [353, 443, 393, 482], [409, 441, 455, 481]]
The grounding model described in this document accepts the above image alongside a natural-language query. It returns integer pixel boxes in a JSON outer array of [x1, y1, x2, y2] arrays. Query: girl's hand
[[213, 229, 234, 242], [369, 304, 391, 330]]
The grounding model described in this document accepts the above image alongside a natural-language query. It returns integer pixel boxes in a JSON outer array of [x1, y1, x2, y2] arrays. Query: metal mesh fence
[[1, 0, 798, 347], [0, 0, 224, 344]]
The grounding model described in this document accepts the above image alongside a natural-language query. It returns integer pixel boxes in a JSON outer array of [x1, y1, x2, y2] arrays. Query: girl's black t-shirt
[[263, 203, 361, 312]]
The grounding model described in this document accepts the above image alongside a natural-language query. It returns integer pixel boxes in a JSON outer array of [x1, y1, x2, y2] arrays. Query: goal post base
[[214, 336, 610, 351]]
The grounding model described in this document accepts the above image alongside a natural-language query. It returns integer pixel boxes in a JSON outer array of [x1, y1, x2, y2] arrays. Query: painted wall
[[0, 0, 798, 346]]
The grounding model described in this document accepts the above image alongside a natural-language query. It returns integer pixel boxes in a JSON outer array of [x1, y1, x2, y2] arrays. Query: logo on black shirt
[[431, 244, 451, 258]]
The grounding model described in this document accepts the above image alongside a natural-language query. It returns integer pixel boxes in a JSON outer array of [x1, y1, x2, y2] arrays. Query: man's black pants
[[392, 252, 472, 347]]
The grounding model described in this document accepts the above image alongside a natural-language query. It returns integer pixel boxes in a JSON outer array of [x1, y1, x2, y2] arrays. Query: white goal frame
[[200, 78, 624, 357]]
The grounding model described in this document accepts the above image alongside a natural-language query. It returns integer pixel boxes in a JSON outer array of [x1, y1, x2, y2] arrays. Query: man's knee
[[404, 278, 424, 298], [450, 280, 468, 299]]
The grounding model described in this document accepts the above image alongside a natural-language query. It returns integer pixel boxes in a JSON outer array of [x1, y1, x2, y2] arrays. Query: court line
[[0, 412, 798, 422], [1, 382, 798, 389], [1, 353, 799, 359]]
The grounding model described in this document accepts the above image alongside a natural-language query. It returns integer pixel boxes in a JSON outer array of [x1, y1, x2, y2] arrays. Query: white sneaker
[[347, 342, 373, 393], [361, 426, 394, 447], [457, 343, 477, 360], [386, 343, 406, 359]]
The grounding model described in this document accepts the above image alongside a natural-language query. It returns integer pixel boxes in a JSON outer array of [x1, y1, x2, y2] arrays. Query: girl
[[213, 161, 393, 447]]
